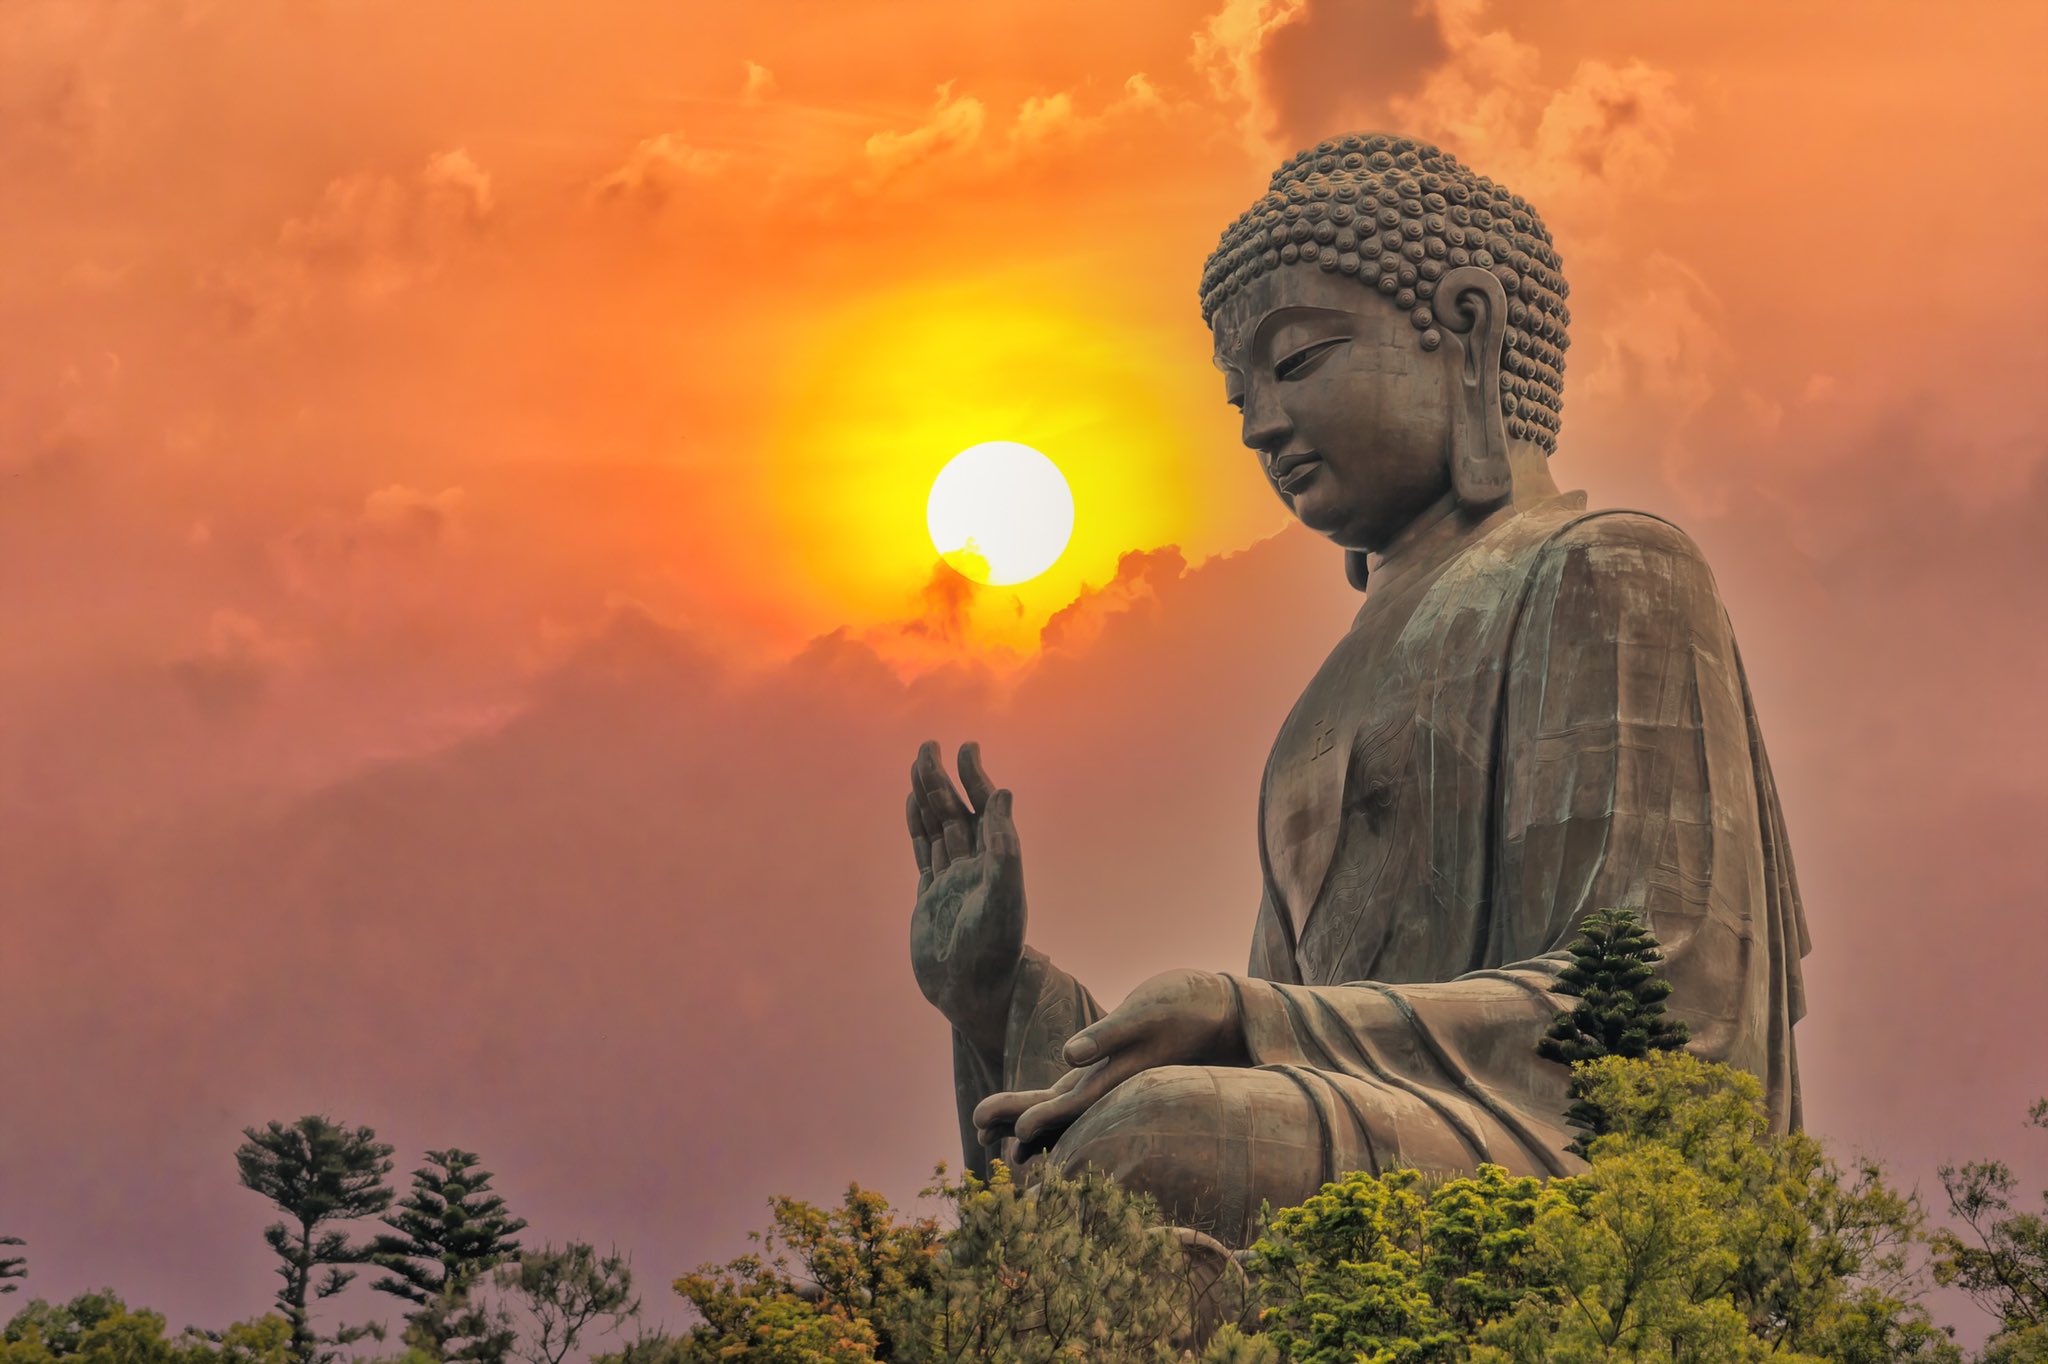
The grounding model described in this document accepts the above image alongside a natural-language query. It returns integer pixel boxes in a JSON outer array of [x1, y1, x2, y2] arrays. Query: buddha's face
[[1211, 266, 1455, 554]]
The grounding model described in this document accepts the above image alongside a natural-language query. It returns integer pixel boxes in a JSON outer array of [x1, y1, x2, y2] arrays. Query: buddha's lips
[[1275, 452, 1323, 492]]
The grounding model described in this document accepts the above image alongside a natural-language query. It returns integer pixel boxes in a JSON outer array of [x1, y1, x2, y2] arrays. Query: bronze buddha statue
[[906, 132, 1808, 1245]]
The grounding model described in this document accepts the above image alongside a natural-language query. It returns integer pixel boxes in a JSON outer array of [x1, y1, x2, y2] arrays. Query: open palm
[[907, 740, 1026, 1055]]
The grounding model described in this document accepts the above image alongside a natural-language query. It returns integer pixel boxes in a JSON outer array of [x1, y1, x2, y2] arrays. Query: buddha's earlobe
[[1430, 266, 1512, 507], [1345, 548, 1370, 592]]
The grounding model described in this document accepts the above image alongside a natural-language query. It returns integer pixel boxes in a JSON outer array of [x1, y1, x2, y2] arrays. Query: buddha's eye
[[1274, 336, 1349, 382]]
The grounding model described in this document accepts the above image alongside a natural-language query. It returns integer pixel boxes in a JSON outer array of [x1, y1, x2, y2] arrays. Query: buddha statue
[[906, 132, 1809, 1246]]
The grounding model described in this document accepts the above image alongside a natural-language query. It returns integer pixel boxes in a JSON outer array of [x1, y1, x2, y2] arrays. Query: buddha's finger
[[966, 1064, 1081, 1130], [982, 789, 1019, 861], [911, 755, 951, 875], [1014, 1063, 1120, 1145], [916, 742, 975, 863], [1063, 1007, 1151, 1068], [959, 741, 997, 814], [906, 794, 932, 879], [973, 1084, 1058, 1135]]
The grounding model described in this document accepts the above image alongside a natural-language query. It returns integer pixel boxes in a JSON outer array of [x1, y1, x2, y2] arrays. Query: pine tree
[[371, 1149, 528, 1359], [235, 1115, 396, 1364], [0, 1238, 23, 1295], [1536, 907, 1690, 1158]]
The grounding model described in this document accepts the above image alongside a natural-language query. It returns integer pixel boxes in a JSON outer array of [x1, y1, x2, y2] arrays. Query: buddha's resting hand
[[971, 968, 1248, 1149], [907, 739, 1026, 1057]]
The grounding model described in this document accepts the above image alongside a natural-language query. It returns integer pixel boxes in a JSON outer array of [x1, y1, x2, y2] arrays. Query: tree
[[199, 1317, 298, 1364], [0, 1242, 21, 1296], [670, 1164, 1200, 1363], [494, 1245, 638, 1364], [678, 1182, 942, 1362], [1228, 1055, 1959, 1364], [392, 1283, 517, 1364], [1478, 1053, 1959, 1364], [1242, 1164, 1567, 1364], [234, 1116, 396, 1364], [668, 1180, 940, 1364], [0, 1292, 291, 1364], [887, 1162, 1194, 1364], [3, 1292, 128, 1358], [372, 1149, 527, 1359], [1933, 1098, 2048, 1361], [1536, 907, 1691, 1156]]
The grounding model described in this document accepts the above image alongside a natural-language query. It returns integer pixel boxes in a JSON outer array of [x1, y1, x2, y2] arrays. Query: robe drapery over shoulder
[[949, 495, 1810, 1235]]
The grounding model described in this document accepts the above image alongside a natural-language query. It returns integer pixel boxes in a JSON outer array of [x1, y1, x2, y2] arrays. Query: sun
[[926, 441, 1076, 586]]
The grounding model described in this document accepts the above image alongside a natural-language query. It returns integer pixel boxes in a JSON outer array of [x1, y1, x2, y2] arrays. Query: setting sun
[[927, 441, 1075, 585]]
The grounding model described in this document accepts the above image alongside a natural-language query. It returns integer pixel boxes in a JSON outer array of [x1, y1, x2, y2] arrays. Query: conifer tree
[[371, 1148, 528, 1358], [1536, 907, 1690, 1157], [0, 1238, 22, 1295], [234, 1115, 396, 1364]]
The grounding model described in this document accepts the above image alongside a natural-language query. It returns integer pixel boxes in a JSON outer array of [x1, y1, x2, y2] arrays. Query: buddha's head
[[1202, 133, 1570, 578]]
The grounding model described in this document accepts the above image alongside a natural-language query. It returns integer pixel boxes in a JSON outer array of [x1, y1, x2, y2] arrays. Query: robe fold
[[950, 493, 1809, 1236]]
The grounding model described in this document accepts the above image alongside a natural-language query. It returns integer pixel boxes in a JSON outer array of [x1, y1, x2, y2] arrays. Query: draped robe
[[948, 492, 1810, 1243]]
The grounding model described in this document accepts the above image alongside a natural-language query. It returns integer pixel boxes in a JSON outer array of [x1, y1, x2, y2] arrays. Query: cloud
[[0, 525, 1362, 1331], [1012, 74, 1169, 151], [742, 60, 778, 105], [863, 82, 988, 183], [855, 76, 1165, 192], [168, 609, 303, 721], [1191, 0, 1311, 154], [1382, 6, 1691, 222], [591, 131, 732, 211], [273, 485, 467, 610], [0, 60, 107, 173], [362, 484, 465, 548], [1529, 59, 1692, 200], [212, 149, 495, 326], [1039, 546, 1188, 654], [1203, 0, 1692, 225], [1251, 0, 1452, 156], [1014, 90, 1081, 148]]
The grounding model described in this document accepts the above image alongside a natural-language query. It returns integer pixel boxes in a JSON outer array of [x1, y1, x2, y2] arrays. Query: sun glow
[[755, 267, 1243, 654], [927, 442, 1075, 586]]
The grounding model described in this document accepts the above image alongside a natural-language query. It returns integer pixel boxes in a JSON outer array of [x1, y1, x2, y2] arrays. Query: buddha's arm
[[1227, 512, 1806, 1172], [952, 949, 1103, 1176]]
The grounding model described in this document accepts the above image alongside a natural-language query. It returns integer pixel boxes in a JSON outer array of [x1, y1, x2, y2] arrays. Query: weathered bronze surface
[[906, 132, 1809, 1246]]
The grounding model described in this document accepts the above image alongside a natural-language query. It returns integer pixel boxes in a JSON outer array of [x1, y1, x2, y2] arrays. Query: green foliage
[[670, 1181, 940, 1363], [493, 1244, 638, 1364], [1243, 1165, 1565, 1364], [3, 1293, 131, 1360], [1476, 1053, 1958, 1363], [371, 1150, 527, 1361], [1233, 1054, 1957, 1364], [204, 1317, 296, 1364], [1537, 908, 1692, 1157], [1191, 1323, 1278, 1364], [394, 1285, 515, 1364], [672, 1164, 1194, 1362], [1, 1295, 292, 1364], [890, 1162, 1192, 1363], [235, 1116, 397, 1364], [1933, 1098, 2048, 1362]]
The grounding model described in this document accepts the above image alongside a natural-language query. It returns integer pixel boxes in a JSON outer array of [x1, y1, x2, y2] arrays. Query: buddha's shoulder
[[1534, 506, 1711, 572]]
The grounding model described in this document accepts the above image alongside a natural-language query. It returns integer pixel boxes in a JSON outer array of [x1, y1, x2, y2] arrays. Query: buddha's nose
[[1241, 395, 1291, 461]]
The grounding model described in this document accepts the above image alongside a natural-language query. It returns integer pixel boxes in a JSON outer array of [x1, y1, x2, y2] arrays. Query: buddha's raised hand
[[907, 740, 1026, 1055]]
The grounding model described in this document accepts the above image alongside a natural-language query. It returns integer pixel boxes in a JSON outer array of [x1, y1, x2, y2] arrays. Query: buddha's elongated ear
[[1429, 266, 1512, 507]]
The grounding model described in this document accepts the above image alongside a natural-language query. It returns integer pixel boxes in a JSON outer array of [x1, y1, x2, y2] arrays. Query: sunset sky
[[5, 0, 2047, 1345]]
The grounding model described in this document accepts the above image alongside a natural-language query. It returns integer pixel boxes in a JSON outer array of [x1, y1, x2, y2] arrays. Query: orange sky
[[4, 0, 2047, 1346]]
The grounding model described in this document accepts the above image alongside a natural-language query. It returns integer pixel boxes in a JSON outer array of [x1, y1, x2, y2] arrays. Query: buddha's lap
[[1042, 1063, 1374, 1244]]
